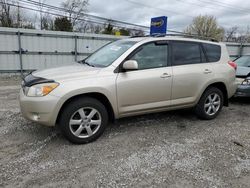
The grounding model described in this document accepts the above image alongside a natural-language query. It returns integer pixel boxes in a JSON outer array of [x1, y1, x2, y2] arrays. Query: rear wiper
[[78, 59, 95, 67]]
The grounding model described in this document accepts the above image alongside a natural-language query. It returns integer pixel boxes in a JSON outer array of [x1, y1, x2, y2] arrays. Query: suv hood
[[32, 64, 101, 81]]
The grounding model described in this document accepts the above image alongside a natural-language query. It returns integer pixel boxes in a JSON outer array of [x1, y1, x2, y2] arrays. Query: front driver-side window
[[129, 42, 168, 70]]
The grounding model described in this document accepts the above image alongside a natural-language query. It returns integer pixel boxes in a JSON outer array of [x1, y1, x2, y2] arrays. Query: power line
[[1, 1, 187, 35], [17, 0, 187, 34], [21, 0, 186, 31], [19, 0, 150, 29], [123, 0, 250, 21], [198, 0, 250, 13], [173, 0, 250, 29], [175, 0, 219, 12], [4, 1, 148, 32], [124, 0, 195, 18], [176, 0, 250, 16]]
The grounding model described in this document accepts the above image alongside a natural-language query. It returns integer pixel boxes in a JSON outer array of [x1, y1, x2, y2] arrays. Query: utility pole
[[39, 0, 43, 30], [17, 2, 21, 28]]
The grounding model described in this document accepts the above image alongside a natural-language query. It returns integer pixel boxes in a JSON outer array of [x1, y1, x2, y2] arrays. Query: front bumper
[[235, 85, 250, 97], [19, 89, 61, 126], [234, 77, 250, 97], [234, 85, 250, 97]]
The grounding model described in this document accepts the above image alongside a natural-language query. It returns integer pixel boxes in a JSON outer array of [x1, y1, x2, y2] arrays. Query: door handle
[[204, 69, 212, 74], [160, 73, 171, 78]]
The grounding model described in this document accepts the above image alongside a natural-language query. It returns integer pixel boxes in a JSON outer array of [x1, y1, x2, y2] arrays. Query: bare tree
[[16, 2, 21, 27], [246, 26, 250, 43], [38, 0, 45, 29], [0, 0, 30, 28], [225, 26, 250, 43], [0, 0, 14, 27], [102, 21, 114, 35], [93, 24, 102, 34], [61, 0, 89, 30], [77, 21, 88, 33], [225, 26, 238, 42], [132, 29, 145, 36], [36, 0, 54, 30], [184, 15, 224, 41], [79, 22, 97, 33], [237, 26, 250, 43], [41, 12, 54, 30]]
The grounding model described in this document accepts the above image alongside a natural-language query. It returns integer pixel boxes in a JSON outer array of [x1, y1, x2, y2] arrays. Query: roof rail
[[130, 33, 219, 42], [165, 33, 218, 42]]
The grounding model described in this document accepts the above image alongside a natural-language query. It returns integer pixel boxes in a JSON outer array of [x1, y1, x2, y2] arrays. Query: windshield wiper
[[78, 59, 95, 67]]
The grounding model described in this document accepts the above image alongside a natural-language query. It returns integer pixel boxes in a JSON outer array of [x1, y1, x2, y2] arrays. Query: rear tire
[[195, 87, 224, 120], [59, 97, 108, 144]]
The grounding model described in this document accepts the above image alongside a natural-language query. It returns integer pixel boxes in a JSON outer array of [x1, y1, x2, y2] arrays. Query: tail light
[[228, 61, 237, 70]]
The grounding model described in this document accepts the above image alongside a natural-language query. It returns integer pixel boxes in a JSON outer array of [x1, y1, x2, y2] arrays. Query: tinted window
[[203, 43, 221, 62], [130, 42, 168, 70], [172, 42, 202, 66]]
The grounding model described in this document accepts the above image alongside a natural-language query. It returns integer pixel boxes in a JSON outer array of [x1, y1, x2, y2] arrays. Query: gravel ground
[[0, 78, 250, 188]]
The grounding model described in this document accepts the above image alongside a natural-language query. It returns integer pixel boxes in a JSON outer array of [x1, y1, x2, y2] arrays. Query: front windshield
[[235, 56, 250, 67], [84, 40, 136, 67]]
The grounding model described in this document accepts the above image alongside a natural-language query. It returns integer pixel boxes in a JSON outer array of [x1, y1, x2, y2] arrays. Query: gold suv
[[19, 36, 237, 144]]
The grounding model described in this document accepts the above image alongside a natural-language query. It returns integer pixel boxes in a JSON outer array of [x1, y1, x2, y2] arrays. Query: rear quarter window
[[202, 43, 221, 62]]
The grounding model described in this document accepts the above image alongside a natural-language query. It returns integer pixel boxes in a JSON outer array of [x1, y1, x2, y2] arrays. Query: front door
[[116, 41, 172, 116]]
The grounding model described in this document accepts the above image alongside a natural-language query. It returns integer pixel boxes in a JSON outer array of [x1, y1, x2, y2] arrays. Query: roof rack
[[157, 33, 218, 42], [130, 33, 219, 42]]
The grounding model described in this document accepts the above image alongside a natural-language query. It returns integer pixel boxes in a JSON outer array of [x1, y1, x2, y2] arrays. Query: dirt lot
[[0, 77, 250, 188]]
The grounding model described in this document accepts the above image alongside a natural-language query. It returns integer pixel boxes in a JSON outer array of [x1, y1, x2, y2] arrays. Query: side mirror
[[123, 60, 138, 71]]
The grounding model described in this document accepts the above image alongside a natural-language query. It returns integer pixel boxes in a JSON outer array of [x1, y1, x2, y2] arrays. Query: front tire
[[59, 97, 108, 144], [195, 87, 224, 120]]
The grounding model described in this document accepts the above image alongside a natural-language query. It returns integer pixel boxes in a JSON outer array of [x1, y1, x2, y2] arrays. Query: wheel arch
[[202, 82, 229, 106], [56, 92, 116, 125]]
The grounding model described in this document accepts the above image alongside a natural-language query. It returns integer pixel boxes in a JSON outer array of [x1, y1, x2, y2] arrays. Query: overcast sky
[[45, 0, 250, 32]]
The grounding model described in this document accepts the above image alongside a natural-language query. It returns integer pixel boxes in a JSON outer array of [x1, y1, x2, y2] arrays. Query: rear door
[[170, 41, 214, 106]]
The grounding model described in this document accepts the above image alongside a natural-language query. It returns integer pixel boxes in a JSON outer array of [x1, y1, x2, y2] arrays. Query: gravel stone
[[0, 78, 249, 187]]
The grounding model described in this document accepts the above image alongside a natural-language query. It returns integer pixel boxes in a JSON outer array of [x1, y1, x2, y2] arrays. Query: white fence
[[226, 42, 250, 60], [0, 27, 122, 73], [0, 27, 250, 73]]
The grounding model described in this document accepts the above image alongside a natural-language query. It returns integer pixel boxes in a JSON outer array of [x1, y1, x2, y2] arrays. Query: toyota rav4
[[19, 36, 237, 144]]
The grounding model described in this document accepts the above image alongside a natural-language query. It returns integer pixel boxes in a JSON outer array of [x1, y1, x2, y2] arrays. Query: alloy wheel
[[204, 93, 221, 116], [69, 107, 102, 138]]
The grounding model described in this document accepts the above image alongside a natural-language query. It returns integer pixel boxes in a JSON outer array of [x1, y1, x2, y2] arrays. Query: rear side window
[[202, 43, 221, 62], [172, 42, 203, 66]]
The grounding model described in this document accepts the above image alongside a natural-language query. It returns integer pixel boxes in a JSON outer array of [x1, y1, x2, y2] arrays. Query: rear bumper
[[227, 81, 238, 98], [234, 85, 250, 97], [19, 89, 60, 126]]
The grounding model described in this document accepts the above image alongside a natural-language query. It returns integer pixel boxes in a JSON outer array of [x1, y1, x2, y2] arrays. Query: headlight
[[26, 83, 59, 97], [241, 79, 250, 85]]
